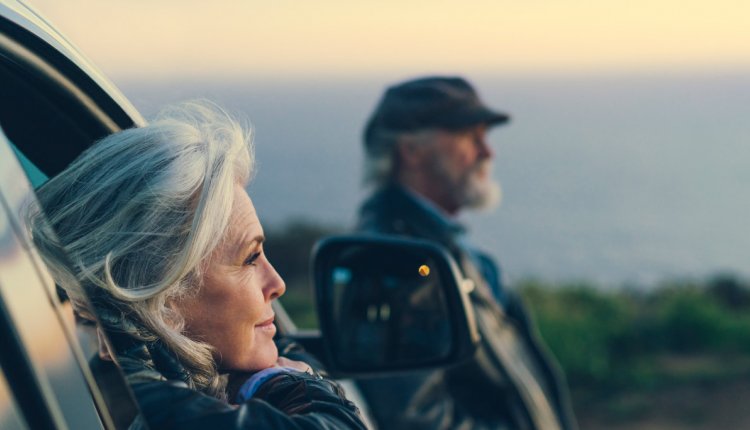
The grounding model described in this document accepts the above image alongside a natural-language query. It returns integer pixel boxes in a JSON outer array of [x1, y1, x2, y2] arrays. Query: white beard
[[463, 174, 502, 211], [431, 156, 502, 212], [460, 160, 502, 211]]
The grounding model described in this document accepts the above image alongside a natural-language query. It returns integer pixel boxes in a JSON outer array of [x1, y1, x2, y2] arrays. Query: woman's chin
[[220, 341, 279, 372], [246, 342, 279, 371]]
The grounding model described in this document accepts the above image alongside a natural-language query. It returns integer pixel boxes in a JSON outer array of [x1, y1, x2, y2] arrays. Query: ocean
[[119, 71, 750, 286]]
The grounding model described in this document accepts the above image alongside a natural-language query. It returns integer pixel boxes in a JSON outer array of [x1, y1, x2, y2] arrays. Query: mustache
[[470, 159, 493, 176]]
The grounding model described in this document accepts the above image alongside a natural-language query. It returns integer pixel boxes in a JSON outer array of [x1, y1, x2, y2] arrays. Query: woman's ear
[[97, 327, 115, 362]]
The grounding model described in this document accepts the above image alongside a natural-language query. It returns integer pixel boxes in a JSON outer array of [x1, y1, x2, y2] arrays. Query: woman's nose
[[263, 261, 286, 301]]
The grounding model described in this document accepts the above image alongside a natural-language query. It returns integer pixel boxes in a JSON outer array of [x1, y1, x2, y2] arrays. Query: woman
[[29, 101, 366, 429]]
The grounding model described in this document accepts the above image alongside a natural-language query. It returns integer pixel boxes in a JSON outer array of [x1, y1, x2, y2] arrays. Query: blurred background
[[30, 1, 750, 428]]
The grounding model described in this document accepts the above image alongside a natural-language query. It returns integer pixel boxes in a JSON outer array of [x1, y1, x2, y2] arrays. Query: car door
[[0, 127, 121, 430]]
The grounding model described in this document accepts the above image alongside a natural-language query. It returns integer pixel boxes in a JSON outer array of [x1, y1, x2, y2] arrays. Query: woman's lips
[[256, 315, 276, 333]]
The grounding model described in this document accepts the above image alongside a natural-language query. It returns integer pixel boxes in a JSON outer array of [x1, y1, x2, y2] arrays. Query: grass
[[518, 275, 750, 393]]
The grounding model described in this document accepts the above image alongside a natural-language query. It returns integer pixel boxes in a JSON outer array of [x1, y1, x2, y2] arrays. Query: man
[[355, 76, 577, 430]]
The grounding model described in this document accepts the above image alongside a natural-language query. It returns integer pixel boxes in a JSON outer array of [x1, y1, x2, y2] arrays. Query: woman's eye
[[244, 252, 261, 266]]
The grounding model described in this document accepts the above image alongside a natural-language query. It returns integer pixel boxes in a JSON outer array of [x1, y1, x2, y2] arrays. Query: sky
[[17, 0, 750, 283], [28, 0, 750, 81]]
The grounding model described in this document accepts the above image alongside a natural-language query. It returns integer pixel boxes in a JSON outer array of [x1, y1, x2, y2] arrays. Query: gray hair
[[28, 100, 253, 399], [363, 128, 438, 186]]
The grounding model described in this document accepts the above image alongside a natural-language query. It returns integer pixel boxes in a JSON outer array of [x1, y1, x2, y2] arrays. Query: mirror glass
[[321, 244, 454, 369]]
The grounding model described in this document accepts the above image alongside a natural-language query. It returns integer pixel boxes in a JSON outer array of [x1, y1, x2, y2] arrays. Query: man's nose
[[477, 137, 493, 159]]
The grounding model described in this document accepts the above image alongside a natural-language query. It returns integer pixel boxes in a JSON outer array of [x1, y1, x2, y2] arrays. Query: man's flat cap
[[364, 76, 509, 150]]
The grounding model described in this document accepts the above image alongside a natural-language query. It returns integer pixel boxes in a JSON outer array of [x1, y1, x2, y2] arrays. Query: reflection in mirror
[[314, 235, 478, 374], [329, 247, 452, 367]]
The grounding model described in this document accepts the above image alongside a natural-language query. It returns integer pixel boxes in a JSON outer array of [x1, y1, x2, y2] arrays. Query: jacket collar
[[358, 183, 466, 248]]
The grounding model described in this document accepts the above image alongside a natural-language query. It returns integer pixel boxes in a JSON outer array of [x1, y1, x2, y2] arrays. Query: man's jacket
[[354, 183, 577, 430]]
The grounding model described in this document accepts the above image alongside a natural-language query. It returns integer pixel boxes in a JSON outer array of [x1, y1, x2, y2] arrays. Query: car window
[[0, 53, 106, 178], [10, 143, 48, 188], [0, 11, 139, 179]]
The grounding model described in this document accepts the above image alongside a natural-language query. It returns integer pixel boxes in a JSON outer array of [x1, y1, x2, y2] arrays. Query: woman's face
[[177, 185, 285, 371]]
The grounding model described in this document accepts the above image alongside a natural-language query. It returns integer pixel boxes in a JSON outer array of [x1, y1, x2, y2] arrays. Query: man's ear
[[396, 139, 427, 168]]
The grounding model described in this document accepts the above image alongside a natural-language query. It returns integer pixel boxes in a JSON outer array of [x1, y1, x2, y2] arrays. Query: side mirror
[[312, 235, 478, 376]]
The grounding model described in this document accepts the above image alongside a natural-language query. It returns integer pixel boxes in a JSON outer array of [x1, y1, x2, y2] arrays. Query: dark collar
[[358, 183, 466, 248]]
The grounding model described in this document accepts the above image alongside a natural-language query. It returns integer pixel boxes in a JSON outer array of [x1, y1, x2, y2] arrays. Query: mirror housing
[[312, 235, 478, 376]]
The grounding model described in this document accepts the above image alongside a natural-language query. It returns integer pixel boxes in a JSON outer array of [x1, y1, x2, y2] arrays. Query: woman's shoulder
[[129, 370, 366, 430]]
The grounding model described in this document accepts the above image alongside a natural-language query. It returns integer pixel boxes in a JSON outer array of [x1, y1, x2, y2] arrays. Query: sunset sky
[[29, 0, 750, 81], [9, 1, 750, 282]]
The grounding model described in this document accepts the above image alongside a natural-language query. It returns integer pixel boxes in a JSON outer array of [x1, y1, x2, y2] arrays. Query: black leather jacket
[[103, 331, 367, 430], [130, 372, 365, 429], [354, 184, 577, 430]]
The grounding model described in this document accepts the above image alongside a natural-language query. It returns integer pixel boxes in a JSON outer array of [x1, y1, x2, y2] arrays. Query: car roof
[[0, 0, 144, 127]]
